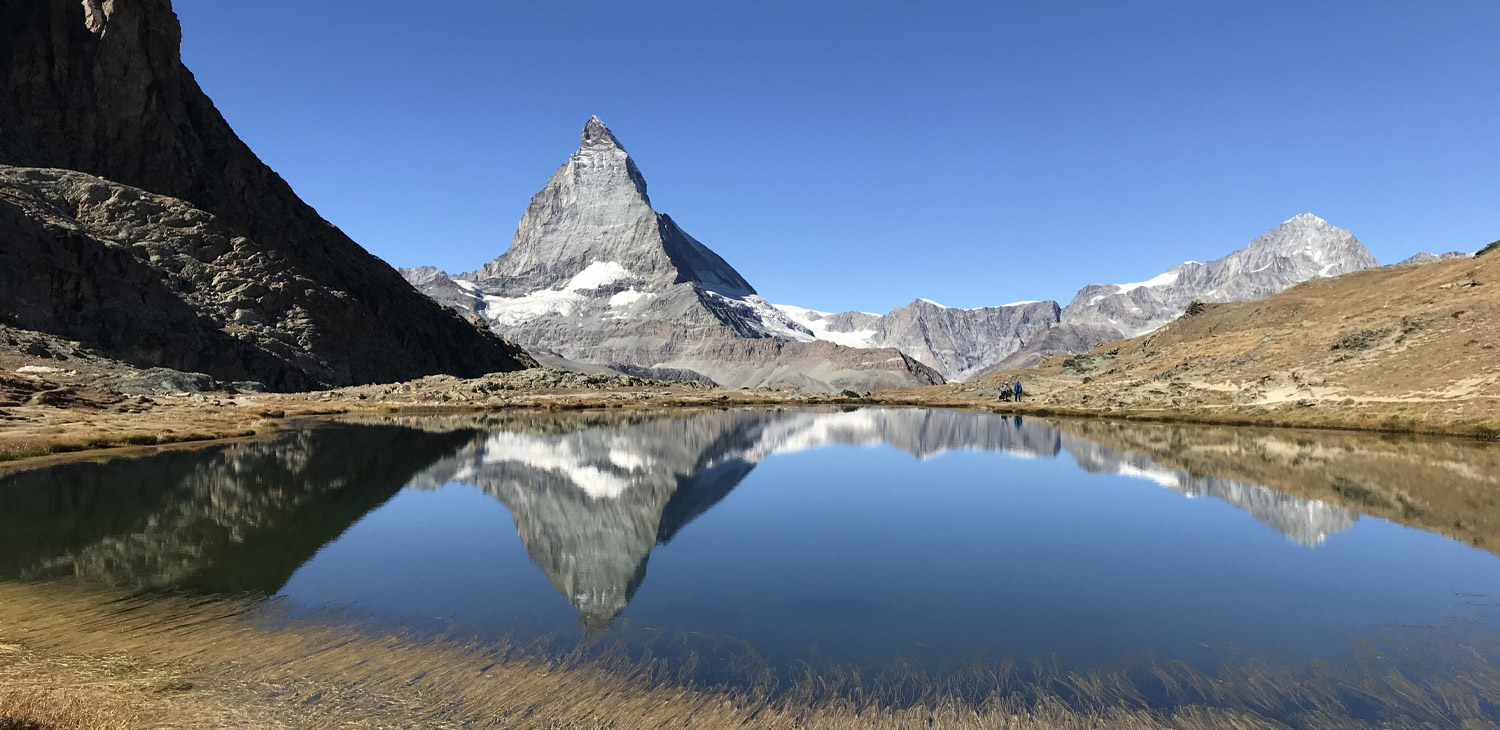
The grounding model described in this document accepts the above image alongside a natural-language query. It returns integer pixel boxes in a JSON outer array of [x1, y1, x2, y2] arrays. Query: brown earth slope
[[930, 245, 1500, 437]]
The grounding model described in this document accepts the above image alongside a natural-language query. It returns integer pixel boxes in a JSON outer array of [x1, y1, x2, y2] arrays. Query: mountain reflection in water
[[403, 409, 1360, 630], [0, 408, 1406, 623]]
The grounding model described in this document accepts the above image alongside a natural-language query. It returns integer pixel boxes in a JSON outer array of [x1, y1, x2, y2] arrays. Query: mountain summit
[[580, 115, 627, 151], [405, 118, 942, 392], [470, 117, 755, 298]]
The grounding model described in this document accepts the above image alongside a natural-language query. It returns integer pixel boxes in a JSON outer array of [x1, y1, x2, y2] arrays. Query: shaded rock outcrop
[[0, 0, 535, 388]]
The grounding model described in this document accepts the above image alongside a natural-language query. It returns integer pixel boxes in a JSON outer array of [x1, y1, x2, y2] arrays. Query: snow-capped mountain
[[402, 118, 941, 392], [1059, 213, 1378, 338], [774, 213, 1378, 380], [405, 118, 1381, 388]]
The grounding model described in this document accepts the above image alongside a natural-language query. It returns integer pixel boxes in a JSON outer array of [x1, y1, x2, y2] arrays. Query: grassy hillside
[[930, 243, 1500, 438]]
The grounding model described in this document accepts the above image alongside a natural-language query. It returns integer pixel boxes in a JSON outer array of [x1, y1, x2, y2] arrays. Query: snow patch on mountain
[[774, 304, 880, 348], [1117, 270, 1181, 295], [567, 261, 631, 289], [608, 289, 648, 307], [478, 261, 636, 327]]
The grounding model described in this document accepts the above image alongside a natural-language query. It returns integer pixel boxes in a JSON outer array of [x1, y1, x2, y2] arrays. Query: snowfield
[[772, 304, 880, 349]]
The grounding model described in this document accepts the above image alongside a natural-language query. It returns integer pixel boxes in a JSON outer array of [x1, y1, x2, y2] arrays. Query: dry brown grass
[[0, 643, 241, 730], [2, 581, 1499, 729]]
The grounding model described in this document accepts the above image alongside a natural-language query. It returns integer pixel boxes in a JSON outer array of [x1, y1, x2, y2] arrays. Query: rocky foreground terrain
[[0, 0, 534, 389]]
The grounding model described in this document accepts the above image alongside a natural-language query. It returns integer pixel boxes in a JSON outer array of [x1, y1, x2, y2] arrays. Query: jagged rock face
[[1060, 213, 1379, 338], [0, 167, 533, 389], [973, 322, 1126, 375], [778, 299, 1061, 381], [405, 118, 942, 393], [473, 118, 755, 298], [0, 0, 534, 388]]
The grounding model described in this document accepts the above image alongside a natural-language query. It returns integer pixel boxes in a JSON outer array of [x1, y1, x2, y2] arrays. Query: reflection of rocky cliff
[[411, 408, 1361, 629], [0, 425, 476, 593]]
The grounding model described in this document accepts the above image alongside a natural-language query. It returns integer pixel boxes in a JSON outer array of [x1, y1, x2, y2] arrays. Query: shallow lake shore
[[3, 372, 1498, 473], [5, 408, 1500, 729]]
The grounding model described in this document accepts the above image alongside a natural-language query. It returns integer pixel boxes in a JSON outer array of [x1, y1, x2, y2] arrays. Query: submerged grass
[[2, 582, 1499, 729]]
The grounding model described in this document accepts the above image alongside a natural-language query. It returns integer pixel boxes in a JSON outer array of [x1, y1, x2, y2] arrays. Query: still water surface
[[3, 407, 1498, 678]]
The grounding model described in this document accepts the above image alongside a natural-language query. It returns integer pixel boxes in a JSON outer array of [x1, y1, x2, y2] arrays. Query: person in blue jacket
[[1012, 380, 1023, 402]]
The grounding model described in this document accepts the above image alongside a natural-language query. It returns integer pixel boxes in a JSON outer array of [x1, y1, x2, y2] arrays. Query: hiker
[[1012, 380, 1023, 402], [997, 386, 1010, 402]]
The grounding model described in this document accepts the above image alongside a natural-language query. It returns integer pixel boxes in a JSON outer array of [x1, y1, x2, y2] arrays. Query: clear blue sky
[[175, 0, 1498, 313]]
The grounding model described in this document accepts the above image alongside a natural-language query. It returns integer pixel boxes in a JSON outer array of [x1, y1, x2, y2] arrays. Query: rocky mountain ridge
[[1397, 251, 1471, 266], [770, 214, 1380, 380], [1058, 213, 1379, 338], [1, 0, 534, 389], [776, 299, 1061, 381]]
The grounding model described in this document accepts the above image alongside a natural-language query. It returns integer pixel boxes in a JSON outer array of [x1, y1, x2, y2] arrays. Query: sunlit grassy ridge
[[2, 581, 1498, 729]]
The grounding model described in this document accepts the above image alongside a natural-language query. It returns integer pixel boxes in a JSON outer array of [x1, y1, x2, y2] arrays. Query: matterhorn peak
[[1283, 212, 1329, 227], [580, 115, 625, 151]]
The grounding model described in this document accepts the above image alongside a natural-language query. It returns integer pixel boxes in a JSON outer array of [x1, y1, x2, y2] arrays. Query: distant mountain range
[[406, 118, 1392, 386]]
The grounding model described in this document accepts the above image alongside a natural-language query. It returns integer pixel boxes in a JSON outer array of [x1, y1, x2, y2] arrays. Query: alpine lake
[[4, 407, 1499, 726]]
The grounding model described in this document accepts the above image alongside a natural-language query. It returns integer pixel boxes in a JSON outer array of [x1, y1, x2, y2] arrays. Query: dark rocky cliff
[[0, 0, 534, 388]]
